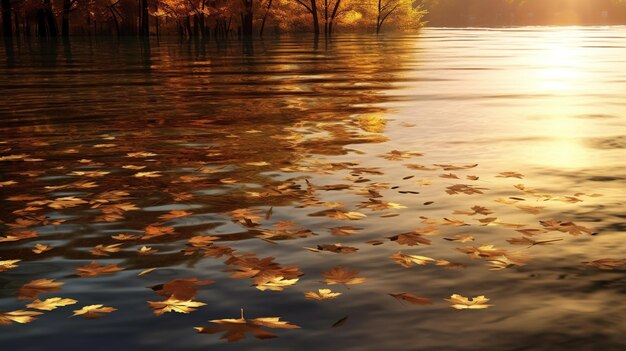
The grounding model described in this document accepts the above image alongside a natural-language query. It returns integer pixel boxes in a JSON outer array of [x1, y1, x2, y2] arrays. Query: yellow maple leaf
[[445, 294, 493, 310], [304, 289, 342, 301], [0, 259, 20, 272], [195, 309, 300, 342], [322, 266, 367, 286], [0, 310, 43, 325], [27, 297, 78, 311], [148, 297, 206, 316], [72, 304, 117, 319]]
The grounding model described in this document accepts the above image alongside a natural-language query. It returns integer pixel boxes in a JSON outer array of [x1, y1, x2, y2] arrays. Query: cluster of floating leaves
[[0, 119, 622, 342]]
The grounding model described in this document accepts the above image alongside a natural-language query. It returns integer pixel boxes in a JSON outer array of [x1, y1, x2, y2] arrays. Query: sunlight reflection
[[533, 30, 588, 92]]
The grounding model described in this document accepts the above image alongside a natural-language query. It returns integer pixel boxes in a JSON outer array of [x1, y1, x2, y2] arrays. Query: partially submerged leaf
[[75, 261, 124, 277], [151, 278, 215, 300], [18, 279, 64, 300], [583, 258, 625, 270], [389, 293, 432, 305], [390, 252, 435, 268], [0, 259, 20, 272]]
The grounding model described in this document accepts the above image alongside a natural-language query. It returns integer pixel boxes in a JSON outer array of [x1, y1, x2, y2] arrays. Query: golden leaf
[[90, 243, 123, 257], [0, 310, 42, 325], [27, 297, 78, 311], [142, 225, 175, 239], [32, 243, 53, 254], [72, 304, 117, 319], [304, 289, 342, 301], [322, 266, 367, 286], [445, 294, 493, 310], [195, 309, 300, 342], [0, 230, 38, 243], [133, 171, 161, 178], [390, 252, 435, 268], [75, 261, 124, 277], [255, 277, 299, 291], [158, 210, 192, 220], [0, 259, 20, 272], [148, 297, 206, 316], [18, 279, 64, 300]]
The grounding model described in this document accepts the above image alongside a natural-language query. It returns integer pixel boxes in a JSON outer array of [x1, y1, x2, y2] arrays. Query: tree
[[321, 0, 342, 35], [295, 0, 319, 35], [62, 0, 79, 37], [376, 0, 425, 33], [241, 0, 253, 36], [259, 0, 272, 36], [1, 0, 11, 37], [139, 0, 149, 35]]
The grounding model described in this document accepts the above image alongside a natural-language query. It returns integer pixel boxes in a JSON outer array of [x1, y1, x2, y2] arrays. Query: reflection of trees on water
[[0, 36, 416, 275]]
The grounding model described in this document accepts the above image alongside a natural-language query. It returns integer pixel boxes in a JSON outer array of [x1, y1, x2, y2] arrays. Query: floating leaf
[[90, 243, 123, 257], [32, 243, 52, 254], [27, 297, 78, 311], [304, 289, 341, 301], [18, 279, 64, 300], [255, 277, 299, 291], [0, 310, 42, 325], [583, 258, 625, 270], [158, 210, 192, 220], [445, 294, 493, 310], [72, 305, 117, 319], [151, 278, 215, 300], [195, 309, 300, 342], [322, 267, 367, 286], [148, 297, 206, 316], [390, 252, 435, 268], [76, 261, 124, 277], [330, 226, 362, 236], [389, 293, 432, 305], [0, 259, 20, 272]]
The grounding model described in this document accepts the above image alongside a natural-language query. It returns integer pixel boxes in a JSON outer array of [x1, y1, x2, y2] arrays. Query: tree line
[[0, 0, 426, 39], [421, 0, 626, 27]]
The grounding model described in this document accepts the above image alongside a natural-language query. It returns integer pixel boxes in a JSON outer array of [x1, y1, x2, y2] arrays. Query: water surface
[[1, 28, 625, 351]]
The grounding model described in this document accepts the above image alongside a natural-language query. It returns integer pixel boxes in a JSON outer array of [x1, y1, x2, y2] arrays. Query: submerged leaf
[[389, 293, 432, 305]]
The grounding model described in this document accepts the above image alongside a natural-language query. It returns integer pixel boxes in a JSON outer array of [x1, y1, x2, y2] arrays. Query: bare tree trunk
[[376, 0, 382, 34], [62, 0, 71, 37], [44, 0, 58, 37], [241, 0, 253, 37], [311, 0, 319, 36], [328, 0, 341, 35], [139, 0, 149, 36], [1, 0, 12, 37], [109, 7, 120, 36], [259, 0, 273, 37]]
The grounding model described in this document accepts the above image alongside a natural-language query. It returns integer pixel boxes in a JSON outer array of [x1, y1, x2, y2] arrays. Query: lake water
[[0, 27, 625, 351]]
